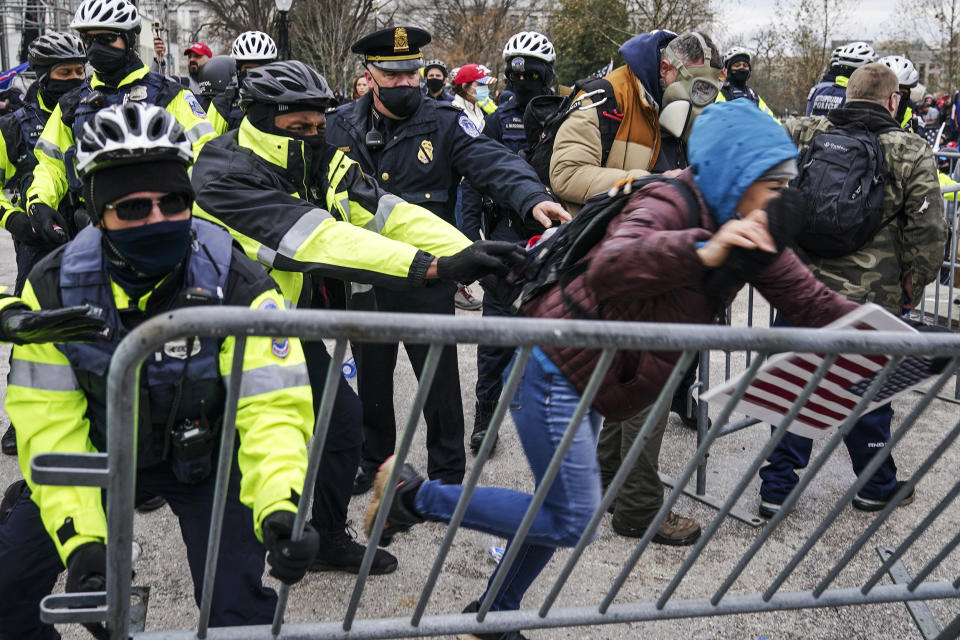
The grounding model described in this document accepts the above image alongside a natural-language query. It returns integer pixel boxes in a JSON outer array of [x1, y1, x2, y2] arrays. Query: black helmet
[[197, 55, 237, 97], [239, 60, 334, 109], [28, 32, 86, 79], [424, 59, 447, 77]]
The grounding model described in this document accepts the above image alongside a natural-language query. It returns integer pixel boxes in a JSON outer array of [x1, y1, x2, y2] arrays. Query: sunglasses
[[507, 71, 542, 83], [81, 31, 122, 47], [104, 193, 192, 221]]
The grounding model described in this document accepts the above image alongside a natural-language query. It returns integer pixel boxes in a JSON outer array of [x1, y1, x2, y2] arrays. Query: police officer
[[460, 30, 558, 453], [1, 32, 88, 457], [204, 30, 279, 134], [192, 59, 522, 574], [422, 59, 454, 102], [25, 0, 216, 248], [716, 46, 775, 117], [878, 55, 920, 130], [325, 26, 568, 494], [197, 54, 241, 132], [806, 41, 875, 116], [0, 102, 318, 639]]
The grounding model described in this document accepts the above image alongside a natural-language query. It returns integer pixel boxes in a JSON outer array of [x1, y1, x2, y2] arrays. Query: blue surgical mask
[[474, 85, 490, 103]]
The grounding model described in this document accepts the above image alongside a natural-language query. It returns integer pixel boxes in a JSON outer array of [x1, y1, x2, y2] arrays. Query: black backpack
[[522, 77, 621, 187], [792, 121, 901, 258], [486, 176, 700, 317]]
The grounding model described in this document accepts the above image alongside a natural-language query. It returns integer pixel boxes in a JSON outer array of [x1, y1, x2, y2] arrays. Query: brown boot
[[611, 511, 701, 546]]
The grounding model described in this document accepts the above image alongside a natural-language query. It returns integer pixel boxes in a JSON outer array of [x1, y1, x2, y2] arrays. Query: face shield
[[659, 34, 721, 140]]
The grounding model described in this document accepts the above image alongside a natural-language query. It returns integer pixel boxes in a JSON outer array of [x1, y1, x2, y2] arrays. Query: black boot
[[310, 522, 399, 575], [469, 401, 498, 455], [1, 425, 16, 456]]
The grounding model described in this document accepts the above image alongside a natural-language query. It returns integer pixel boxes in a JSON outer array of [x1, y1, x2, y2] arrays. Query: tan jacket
[[549, 65, 661, 213]]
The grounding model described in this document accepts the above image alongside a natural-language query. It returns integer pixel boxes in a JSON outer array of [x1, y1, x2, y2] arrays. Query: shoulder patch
[[258, 298, 280, 311], [271, 337, 291, 359], [184, 92, 207, 119], [458, 113, 480, 138]]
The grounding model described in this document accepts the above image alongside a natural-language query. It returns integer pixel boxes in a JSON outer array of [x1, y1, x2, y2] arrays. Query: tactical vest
[[60, 72, 182, 191], [14, 99, 48, 151], [494, 100, 528, 154], [721, 84, 760, 106], [56, 219, 232, 469]]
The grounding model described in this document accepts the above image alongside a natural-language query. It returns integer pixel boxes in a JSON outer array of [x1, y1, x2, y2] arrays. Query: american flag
[[702, 304, 937, 439]]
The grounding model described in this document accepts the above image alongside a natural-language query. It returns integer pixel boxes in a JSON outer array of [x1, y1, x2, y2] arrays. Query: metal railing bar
[[343, 343, 443, 630], [271, 340, 348, 636], [862, 478, 960, 594], [933, 611, 960, 640], [656, 353, 841, 610], [712, 355, 902, 605], [599, 353, 766, 614], [812, 412, 960, 597], [410, 346, 534, 626], [539, 350, 696, 617], [908, 528, 960, 591], [197, 336, 246, 639], [714, 417, 763, 437], [696, 350, 709, 495], [766, 360, 959, 601], [129, 582, 960, 640], [475, 348, 616, 622]]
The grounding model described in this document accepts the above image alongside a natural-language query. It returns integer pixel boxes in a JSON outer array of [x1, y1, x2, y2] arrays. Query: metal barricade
[[29, 308, 960, 639]]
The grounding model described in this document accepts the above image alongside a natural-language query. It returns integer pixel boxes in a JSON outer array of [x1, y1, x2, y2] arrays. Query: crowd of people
[[0, 1, 952, 638]]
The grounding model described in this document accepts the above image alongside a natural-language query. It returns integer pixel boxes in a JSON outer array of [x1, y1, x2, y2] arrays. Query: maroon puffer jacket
[[522, 169, 858, 420]]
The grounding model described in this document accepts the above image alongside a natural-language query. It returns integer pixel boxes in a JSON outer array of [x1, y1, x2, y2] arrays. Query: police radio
[[365, 130, 385, 150]]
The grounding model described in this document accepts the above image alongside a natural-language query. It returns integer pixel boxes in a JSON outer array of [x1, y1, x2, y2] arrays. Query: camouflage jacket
[[784, 102, 947, 314]]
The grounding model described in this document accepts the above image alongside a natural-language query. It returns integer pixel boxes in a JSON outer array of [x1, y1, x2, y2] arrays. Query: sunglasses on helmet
[[103, 192, 192, 221]]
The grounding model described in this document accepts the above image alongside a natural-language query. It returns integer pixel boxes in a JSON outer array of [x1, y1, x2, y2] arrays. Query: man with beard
[[183, 42, 212, 93], [459, 30, 560, 454], [25, 0, 215, 251]]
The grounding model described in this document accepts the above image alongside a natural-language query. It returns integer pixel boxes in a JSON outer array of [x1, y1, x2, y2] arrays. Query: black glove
[[261, 510, 319, 585], [0, 303, 108, 345], [65, 542, 109, 640], [436, 241, 526, 284], [4, 210, 46, 246], [912, 323, 954, 375], [29, 202, 69, 248], [764, 186, 807, 251]]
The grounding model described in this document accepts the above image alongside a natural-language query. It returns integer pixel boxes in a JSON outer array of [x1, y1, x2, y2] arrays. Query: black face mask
[[42, 78, 83, 106], [88, 42, 129, 75], [729, 68, 750, 87], [425, 78, 445, 94], [374, 82, 421, 118], [512, 79, 547, 107]]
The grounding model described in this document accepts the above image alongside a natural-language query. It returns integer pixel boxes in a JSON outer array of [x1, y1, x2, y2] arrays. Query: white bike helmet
[[829, 45, 843, 66], [835, 41, 875, 68], [231, 30, 278, 63], [724, 46, 751, 67], [878, 55, 919, 88], [502, 31, 556, 64], [75, 102, 192, 180], [70, 0, 140, 32]]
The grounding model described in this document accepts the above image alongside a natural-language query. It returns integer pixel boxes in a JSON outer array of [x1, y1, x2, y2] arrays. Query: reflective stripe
[[257, 243, 277, 267], [35, 138, 64, 162], [277, 208, 333, 257], [224, 363, 308, 399], [9, 359, 79, 391], [366, 193, 404, 233], [185, 122, 216, 142]]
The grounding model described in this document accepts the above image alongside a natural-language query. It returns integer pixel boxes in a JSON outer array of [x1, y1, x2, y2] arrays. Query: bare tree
[[916, 0, 960, 91], [627, 0, 717, 36], [188, 0, 277, 43]]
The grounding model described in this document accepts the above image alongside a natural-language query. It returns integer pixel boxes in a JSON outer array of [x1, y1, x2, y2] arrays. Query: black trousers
[[302, 340, 363, 531], [354, 282, 465, 483]]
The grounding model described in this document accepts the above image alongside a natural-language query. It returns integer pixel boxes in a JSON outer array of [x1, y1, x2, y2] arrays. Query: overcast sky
[[717, 0, 904, 44]]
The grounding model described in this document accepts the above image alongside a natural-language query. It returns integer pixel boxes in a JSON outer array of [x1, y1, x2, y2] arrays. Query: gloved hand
[[29, 202, 69, 247], [65, 542, 109, 640], [0, 303, 107, 345], [437, 241, 526, 283], [261, 510, 319, 585], [74, 208, 92, 232], [4, 210, 46, 245], [764, 186, 807, 251]]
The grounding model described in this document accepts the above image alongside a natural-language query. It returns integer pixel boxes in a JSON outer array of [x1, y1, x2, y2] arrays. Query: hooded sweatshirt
[[525, 99, 855, 419], [619, 29, 677, 107]]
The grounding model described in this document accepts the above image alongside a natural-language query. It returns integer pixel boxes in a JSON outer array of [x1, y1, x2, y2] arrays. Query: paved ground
[[0, 229, 958, 640]]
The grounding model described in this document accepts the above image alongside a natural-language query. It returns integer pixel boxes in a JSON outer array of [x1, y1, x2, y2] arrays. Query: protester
[[351, 74, 369, 100], [452, 63, 495, 132]]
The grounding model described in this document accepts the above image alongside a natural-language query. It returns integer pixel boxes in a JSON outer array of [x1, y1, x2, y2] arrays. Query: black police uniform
[[325, 27, 553, 485]]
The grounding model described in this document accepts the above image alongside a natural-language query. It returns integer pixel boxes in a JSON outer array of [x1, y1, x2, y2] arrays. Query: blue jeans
[[415, 349, 602, 610]]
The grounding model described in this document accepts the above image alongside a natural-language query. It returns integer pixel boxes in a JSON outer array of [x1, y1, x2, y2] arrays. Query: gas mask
[[658, 34, 721, 141]]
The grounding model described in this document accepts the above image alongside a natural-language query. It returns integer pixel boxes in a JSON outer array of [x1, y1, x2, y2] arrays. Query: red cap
[[453, 63, 494, 85], [184, 42, 213, 57]]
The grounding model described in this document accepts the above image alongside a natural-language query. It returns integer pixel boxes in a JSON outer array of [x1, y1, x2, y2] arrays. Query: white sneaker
[[455, 283, 482, 311]]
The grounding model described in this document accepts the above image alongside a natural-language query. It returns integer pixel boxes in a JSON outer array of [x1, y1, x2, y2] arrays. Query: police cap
[[351, 26, 430, 71]]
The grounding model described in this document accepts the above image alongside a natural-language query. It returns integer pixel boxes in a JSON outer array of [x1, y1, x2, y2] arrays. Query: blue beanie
[[687, 100, 798, 225]]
